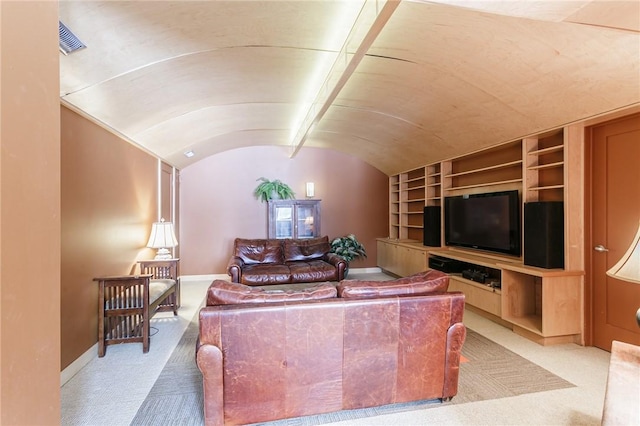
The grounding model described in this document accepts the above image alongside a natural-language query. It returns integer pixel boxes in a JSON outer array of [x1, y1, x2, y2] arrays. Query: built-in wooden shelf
[[384, 125, 585, 345]]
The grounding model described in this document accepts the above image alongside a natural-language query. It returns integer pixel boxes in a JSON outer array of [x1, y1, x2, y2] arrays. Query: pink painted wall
[[179, 146, 389, 275]]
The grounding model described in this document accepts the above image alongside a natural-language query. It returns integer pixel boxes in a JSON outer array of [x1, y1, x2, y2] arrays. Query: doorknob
[[594, 245, 609, 252]]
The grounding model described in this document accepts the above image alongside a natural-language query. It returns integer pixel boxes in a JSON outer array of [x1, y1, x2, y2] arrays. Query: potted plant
[[253, 177, 296, 202], [330, 234, 367, 265]]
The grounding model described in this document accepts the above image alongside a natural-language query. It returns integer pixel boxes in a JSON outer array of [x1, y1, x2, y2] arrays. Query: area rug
[[130, 314, 574, 426]]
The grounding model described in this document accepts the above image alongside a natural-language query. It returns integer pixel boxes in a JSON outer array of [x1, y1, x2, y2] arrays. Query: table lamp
[[606, 220, 640, 327], [146, 218, 178, 260]]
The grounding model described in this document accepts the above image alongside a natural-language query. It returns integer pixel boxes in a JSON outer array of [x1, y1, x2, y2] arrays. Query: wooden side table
[[138, 258, 180, 309]]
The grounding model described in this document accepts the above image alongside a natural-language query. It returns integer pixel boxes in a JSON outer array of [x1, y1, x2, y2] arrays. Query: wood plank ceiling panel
[[59, 1, 640, 174], [307, 1, 640, 173]]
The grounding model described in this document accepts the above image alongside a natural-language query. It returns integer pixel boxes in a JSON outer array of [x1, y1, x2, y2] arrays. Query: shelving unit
[[524, 129, 564, 202], [389, 175, 400, 239], [381, 123, 585, 345], [500, 265, 582, 343], [426, 163, 441, 207], [443, 141, 523, 194], [401, 167, 426, 241]]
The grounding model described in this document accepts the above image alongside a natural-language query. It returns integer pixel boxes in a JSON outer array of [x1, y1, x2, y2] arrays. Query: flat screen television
[[444, 190, 521, 257]]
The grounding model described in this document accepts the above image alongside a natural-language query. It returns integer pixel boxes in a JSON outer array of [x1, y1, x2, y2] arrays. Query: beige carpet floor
[[129, 309, 574, 425]]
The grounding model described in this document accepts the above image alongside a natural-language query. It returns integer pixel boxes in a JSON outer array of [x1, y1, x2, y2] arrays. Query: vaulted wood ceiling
[[59, 0, 640, 175]]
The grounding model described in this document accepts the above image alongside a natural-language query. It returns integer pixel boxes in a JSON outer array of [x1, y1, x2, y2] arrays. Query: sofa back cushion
[[206, 279, 337, 305], [234, 238, 283, 264], [283, 236, 331, 262], [338, 269, 449, 299]]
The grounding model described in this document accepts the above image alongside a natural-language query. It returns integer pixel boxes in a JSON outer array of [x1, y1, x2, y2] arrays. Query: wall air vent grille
[[59, 21, 86, 55]]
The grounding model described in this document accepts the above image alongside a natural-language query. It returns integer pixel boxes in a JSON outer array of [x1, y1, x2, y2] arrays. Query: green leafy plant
[[253, 177, 296, 202], [330, 234, 367, 263]]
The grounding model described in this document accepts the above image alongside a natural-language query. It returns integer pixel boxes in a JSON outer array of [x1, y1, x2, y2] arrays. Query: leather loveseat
[[196, 270, 466, 425], [227, 236, 347, 285]]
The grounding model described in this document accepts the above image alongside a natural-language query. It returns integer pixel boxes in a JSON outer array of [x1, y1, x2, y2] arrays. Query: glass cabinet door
[[268, 200, 321, 239], [274, 205, 293, 238], [296, 205, 315, 238]]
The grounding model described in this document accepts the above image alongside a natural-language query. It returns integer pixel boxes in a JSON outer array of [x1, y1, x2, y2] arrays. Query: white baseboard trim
[[61, 342, 98, 387], [348, 267, 382, 274], [179, 274, 224, 283]]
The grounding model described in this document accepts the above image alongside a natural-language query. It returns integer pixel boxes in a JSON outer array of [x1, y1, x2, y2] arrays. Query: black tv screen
[[444, 190, 521, 256]]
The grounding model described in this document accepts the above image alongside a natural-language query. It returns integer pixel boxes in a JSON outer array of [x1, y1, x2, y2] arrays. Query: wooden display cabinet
[[268, 199, 321, 239]]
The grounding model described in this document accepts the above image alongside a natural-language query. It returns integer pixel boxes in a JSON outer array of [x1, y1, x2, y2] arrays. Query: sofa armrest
[[227, 256, 245, 283], [196, 344, 224, 426], [442, 322, 467, 400], [323, 252, 347, 280]]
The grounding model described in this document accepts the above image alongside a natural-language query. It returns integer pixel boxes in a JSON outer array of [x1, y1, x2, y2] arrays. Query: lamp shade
[[607, 220, 640, 284], [146, 219, 178, 259], [607, 220, 640, 327]]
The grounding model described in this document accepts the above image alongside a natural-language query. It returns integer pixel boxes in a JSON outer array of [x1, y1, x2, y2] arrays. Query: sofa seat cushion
[[206, 280, 337, 305], [234, 238, 284, 265], [283, 236, 331, 262], [338, 269, 449, 299], [240, 263, 292, 285], [288, 259, 339, 282], [149, 279, 176, 304]]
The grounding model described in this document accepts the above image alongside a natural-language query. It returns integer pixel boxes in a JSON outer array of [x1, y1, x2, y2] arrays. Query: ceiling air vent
[[59, 21, 86, 55]]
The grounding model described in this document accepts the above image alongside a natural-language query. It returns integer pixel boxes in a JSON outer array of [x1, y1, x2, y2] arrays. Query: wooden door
[[590, 113, 640, 350]]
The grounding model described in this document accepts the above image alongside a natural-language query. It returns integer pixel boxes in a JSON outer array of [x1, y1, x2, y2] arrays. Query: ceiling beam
[[290, 0, 401, 158]]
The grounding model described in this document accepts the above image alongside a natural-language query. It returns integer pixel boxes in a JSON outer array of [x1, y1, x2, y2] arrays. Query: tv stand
[[429, 248, 583, 345]]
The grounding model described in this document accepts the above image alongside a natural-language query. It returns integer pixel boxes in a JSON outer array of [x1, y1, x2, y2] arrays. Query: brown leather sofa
[[227, 236, 347, 285], [196, 270, 466, 425]]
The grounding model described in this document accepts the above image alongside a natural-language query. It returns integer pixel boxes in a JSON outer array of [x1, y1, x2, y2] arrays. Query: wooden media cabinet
[[429, 249, 583, 345], [381, 124, 587, 345]]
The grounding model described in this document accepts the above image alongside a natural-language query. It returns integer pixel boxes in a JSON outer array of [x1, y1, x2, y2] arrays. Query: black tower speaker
[[423, 206, 441, 247], [524, 201, 564, 269]]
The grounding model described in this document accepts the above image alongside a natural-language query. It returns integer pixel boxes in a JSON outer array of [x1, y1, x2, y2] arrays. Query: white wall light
[[306, 182, 315, 198]]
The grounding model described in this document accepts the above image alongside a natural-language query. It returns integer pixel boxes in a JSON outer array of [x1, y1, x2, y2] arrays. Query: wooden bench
[[94, 259, 179, 357]]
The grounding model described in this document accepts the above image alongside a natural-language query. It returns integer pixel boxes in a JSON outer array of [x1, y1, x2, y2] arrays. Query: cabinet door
[[273, 204, 293, 238], [398, 246, 427, 276], [377, 240, 398, 274], [295, 204, 317, 238]]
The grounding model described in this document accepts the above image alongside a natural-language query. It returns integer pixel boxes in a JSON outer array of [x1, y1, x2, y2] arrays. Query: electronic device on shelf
[[428, 255, 465, 273], [487, 280, 501, 289], [444, 190, 521, 257], [462, 269, 490, 284]]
